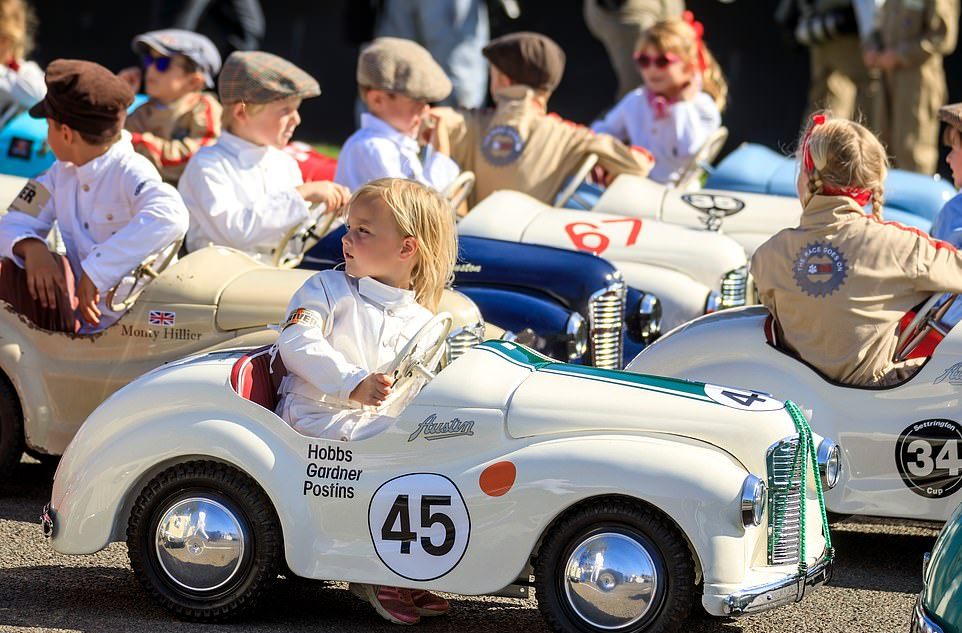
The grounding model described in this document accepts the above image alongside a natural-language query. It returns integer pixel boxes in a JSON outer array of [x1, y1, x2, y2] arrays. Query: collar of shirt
[[493, 84, 537, 106], [360, 113, 420, 154], [356, 275, 418, 311], [71, 131, 133, 183], [218, 130, 271, 169], [800, 194, 866, 228]]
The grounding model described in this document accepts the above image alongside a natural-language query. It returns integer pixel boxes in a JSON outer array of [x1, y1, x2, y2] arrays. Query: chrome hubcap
[[155, 497, 246, 592], [563, 531, 659, 630]]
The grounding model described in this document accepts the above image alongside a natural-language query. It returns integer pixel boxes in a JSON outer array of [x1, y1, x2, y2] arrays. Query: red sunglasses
[[634, 52, 680, 69]]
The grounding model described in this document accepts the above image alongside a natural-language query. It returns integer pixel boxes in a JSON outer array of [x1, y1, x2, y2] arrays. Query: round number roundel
[[368, 473, 470, 581], [895, 419, 962, 499]]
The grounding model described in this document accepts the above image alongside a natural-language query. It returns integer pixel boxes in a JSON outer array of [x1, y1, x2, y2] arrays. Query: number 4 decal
[[704, 384, 784, 411], [564, 218, 643, 256]]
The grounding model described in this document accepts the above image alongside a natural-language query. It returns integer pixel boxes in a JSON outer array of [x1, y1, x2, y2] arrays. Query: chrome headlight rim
[[635, 292, 662, 342], [705, 290, 722, 314], [816, 439, 841, 490], [740, 474, 767, 527], [565, 312, 589, 360]]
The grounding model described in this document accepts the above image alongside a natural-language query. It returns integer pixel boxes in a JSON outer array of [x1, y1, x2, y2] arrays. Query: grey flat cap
[[133, 29, 222, 88]]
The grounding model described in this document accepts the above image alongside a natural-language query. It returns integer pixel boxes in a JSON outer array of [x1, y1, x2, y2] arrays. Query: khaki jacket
[[125, 92, 222, 184], [751, 194, 962, 386], [877, 0, 959, 67], [436, 85, 653, 206]]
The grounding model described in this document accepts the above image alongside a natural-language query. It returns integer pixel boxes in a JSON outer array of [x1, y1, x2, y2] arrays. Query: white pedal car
[[627, 295, 962, 522], [45, 336, 835, 632]]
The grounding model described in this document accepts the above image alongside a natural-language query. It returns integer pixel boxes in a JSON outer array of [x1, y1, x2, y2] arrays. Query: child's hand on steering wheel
[[350, 372, 394, 407], [297, 181, 350, 211]]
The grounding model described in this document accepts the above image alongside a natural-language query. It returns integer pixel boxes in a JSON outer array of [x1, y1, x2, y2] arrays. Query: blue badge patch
[[134, 180, 148, 196], [481, 125, 524, 166], [793, 241, 848, 297]]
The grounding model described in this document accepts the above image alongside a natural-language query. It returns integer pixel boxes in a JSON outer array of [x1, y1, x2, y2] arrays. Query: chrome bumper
[[40, 503, 54, 539], [722, 549, 834, 616], [911, 596, 944, 633]]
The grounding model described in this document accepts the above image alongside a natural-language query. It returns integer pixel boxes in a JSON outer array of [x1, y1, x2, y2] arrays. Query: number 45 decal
[[369, 473, 471, 581], [564, 218, 643, 256]]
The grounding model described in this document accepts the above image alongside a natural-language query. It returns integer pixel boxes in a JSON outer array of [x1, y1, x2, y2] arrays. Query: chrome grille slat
[[720, 266, 748, 308], [445, 323, 484, 364], [587, 282, 626, 370], [767, 437, 804, 566]]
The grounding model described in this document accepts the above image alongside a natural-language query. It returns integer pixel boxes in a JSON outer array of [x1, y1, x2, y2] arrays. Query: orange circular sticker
[[479, 461, 516, 497]]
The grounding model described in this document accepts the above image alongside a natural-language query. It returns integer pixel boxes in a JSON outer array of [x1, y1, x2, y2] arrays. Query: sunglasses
[[142, 54, 173, 72], [634, 52, 680, 69]]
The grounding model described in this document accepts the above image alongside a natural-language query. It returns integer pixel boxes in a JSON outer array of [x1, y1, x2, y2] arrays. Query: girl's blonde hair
[[798, 113, 889, 218], [0, 0, 34, 59], [349, 178, 457, 313], [640, 14, 727, 112]]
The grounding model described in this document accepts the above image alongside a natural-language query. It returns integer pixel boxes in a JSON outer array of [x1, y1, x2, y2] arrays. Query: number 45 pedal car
[[43, 337, 836, 633]]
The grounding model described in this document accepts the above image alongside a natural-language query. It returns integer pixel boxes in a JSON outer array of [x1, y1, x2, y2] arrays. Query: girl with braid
[[751, 113, 962, 387]]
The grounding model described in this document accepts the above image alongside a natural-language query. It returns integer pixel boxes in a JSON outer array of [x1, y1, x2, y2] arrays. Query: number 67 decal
[[564, 218, 643, 256], [369, 473, 471, 581]]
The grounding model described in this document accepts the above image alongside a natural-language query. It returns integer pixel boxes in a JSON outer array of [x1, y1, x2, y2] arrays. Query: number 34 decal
[[564, 218, 643, 256], [369, 473, 471, 581]]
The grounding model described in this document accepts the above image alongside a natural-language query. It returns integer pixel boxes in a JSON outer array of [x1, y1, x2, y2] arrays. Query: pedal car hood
[[216, 265, 314, 331]]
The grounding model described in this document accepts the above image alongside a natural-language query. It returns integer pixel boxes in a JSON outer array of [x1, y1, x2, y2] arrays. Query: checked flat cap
[[357, 37, 451, 103], [218, 51, 320, 104], [940, 102, 962, 131]]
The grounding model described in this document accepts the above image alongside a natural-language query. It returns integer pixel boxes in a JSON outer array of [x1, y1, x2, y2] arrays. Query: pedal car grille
[[767, 436, 803, 565], [588, 282, 626, 369], [445, 322, 485, 364], [720, 266, 748, 308]]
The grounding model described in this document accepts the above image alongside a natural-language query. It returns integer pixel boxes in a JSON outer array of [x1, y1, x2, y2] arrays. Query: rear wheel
[[0, 378, 24, 481], [126, 460, 282, 621], [534, 498, 695, 633]]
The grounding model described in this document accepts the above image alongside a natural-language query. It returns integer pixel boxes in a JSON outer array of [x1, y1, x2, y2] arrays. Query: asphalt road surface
[[0, 458, 942, 633]]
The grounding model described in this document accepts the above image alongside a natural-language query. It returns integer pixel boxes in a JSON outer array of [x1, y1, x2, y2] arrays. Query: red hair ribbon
[[682, 11, 707, 73], [802, 113, 826, 172]]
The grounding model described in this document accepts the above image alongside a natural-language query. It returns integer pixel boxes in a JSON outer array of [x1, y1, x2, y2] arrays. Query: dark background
[[27, 0, 962, 177]]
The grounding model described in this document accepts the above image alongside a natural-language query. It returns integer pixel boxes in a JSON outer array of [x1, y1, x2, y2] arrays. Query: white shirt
[[275, 269, 432, 441], [335, 113, 460, 192], [0, 133, 189, 331], [592, 87, 721, 184], [0, 60, 45, 124], [179, 130, 310, 259]]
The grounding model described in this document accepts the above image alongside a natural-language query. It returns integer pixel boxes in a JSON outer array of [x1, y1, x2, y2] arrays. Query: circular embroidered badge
[[792, 241, 848, 297], [481, 125, 524, 166]]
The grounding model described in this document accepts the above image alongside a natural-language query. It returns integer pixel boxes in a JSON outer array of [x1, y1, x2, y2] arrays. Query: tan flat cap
[[357, 37, 452, 103], [219, 51, 320, 103], [483, 32, 565, 92], [940, 102, 962, 131]]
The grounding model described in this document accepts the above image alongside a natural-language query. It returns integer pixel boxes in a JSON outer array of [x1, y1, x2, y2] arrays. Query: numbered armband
[[10, 179, 50, 217], [282, 307, 323, 331]]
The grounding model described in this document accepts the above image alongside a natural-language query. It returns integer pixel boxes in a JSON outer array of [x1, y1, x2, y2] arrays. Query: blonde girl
[[274, 178, 457, 624], [752, 113, 962, 387], [0, 0, 44, 120], [591, 11, 726, 184]]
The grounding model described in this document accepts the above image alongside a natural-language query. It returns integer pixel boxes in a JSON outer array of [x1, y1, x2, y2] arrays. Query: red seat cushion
[[230, 346, 280, 411]]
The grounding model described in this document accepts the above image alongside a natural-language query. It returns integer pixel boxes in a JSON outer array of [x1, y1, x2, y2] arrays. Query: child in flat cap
[[118, 29, 223, 185], [0, 0, 45, 118], [928, 103, 962, 247], [0, 59, 189, 333], [431, 31, 654, 207], [178, 51, 350, 261], [335, 37, 461, 194]]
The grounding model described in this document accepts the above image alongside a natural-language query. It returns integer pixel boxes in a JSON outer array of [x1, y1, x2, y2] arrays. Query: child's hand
[[297, 181, 351, 211], [14, 238, 67, 310], [117, 66, 142, 92], [76, 273, 102, 327], [350, 372, 393, 407]]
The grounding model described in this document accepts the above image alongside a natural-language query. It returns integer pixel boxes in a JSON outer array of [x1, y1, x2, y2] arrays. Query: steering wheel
[[555, 153, 599, 208], [384, 312, 453, 392], [894, 292, 958, 362], [273, 202, 336, 268], [443, 171, 475, 219], [108, 238, 182, 312]]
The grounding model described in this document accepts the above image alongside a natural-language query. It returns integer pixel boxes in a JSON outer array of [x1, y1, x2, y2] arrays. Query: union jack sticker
[[148, 310, 176, 327]]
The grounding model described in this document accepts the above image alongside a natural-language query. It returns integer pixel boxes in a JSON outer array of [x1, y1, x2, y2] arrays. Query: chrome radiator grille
[[720, 266, 749, 308], [767, 436, 804, 566], [445, 323, 485, 364], [588, 282, 626, 369]]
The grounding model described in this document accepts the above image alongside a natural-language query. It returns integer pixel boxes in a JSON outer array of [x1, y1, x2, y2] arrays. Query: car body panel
[[919, 501, 962, 632]]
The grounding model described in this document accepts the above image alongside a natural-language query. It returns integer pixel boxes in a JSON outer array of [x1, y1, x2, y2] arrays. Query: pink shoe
[[410, 590, 449, 616], [350, 583, 420, 625]]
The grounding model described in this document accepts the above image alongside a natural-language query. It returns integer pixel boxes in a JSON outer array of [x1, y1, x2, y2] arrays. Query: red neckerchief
[[646, 89, 680, 119], [6, 58, 19, 71]]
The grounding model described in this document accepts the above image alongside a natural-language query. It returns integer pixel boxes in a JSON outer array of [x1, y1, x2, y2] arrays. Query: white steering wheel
[[443, 171, 475, 219], [385, 312, 453, 391], [555, 153, 599, 208], [895, 292, 958, 362], [273, 203, 336, 268]]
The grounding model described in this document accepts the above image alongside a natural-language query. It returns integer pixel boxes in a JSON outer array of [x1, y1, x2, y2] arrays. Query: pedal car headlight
[[705, 290, 722, 314], [817, 439, 841, 490], [740, 474, 767, 527], [565, 312, 588, 360], [635, 292, 662, 343]]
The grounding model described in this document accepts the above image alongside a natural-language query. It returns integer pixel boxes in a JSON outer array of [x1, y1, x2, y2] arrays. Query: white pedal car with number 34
[[44, 334, 837, 633]]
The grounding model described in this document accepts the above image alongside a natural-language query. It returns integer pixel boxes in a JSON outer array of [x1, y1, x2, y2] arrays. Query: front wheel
[[126, 460, 282, 621], [534, 499, 695, 633]]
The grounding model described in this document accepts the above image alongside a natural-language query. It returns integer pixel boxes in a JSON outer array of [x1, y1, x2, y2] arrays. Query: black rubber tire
[[126, 460, 282, 622], [0, 377, 24, 481], [533, 498, 695, 633]]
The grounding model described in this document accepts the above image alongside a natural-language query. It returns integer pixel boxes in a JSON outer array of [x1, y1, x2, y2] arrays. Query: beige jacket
[[125, 92, 222, 184], [436, 85, 653, 206], [751, 194, 962, 386]]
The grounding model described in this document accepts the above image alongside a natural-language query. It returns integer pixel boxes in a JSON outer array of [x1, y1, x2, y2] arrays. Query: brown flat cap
[[940, 102, 962, 131], [358, 37, 451, 102], [29, 59, 134, 137], [219, 51, 320, 104], [483, 32, 565, 92]]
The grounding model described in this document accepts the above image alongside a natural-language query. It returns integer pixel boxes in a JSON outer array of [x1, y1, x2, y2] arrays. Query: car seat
[[230, 345, 288, 412]]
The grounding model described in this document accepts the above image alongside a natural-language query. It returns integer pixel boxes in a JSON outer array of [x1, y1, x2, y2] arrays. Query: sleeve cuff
[[338, 368, 369, 402], [79, 254, 112, 293]]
